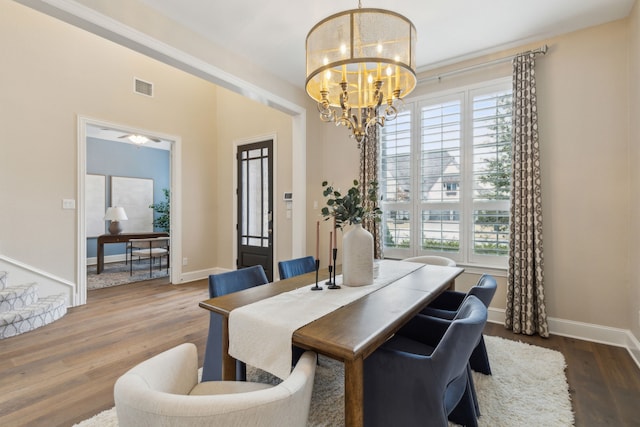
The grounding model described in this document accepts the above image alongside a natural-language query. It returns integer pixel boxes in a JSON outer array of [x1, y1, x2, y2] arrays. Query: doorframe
[[232, 133, 278, 277], [76, 115, 182, 305]]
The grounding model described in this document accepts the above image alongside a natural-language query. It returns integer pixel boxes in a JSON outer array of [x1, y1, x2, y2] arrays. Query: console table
[[96, 232, 169, 274]]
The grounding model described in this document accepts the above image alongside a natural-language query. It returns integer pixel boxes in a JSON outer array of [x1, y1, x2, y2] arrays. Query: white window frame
[[380, 77, 512, 269]]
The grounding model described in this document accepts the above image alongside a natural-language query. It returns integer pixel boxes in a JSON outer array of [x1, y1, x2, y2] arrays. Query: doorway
[[77, 117, 181, 305], [236, 140, 274, 281]]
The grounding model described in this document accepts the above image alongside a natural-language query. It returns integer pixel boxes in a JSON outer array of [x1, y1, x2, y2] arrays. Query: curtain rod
[[418, 44, 548, 84]]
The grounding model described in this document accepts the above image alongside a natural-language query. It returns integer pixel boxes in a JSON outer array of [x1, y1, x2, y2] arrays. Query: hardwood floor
[[0, 278, 639, 427]]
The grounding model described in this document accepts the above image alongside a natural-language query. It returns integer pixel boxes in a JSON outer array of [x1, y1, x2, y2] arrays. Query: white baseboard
[[177, 267, 230, 284], [488, 307, 640, 371], [86, 254, 127, 266]]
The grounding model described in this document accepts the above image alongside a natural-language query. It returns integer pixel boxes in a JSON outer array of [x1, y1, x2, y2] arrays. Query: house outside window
[[380, 78, 512, 267]]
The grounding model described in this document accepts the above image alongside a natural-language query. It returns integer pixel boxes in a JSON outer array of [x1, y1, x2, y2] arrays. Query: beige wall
[[536, 20, 629, 329], [0, 1, 218, 292], [308, 123, 362, 269], [629, 1, 640, 340]]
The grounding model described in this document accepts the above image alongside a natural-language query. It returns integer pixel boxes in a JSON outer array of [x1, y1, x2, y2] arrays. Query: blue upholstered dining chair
[[277, 256, 316, 280], [421, 274, 497, 375], [363, 296, 488, 427], [202, 265, 269, 382]]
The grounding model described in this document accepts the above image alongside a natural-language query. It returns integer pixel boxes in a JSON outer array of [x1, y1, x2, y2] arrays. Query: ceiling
[[86, 125, 172, 150], [134, 0, 635, 87]]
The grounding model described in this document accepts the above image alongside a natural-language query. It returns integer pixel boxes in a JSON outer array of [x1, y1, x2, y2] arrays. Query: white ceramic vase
[[342, 223, 374, 286]]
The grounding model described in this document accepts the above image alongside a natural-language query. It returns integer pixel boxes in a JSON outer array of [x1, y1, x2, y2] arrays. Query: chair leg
[[448, 372, 479, 427], [236, 360, 247, 381], [469, 335, 492, 375], [467, 364, 480, 416]]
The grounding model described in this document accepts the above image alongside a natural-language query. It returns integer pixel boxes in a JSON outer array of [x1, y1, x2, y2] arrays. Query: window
[[380, 79, 512, 267]]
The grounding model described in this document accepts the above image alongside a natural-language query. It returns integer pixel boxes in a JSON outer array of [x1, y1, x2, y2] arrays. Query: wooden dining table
[[199, 261, 464, 427]]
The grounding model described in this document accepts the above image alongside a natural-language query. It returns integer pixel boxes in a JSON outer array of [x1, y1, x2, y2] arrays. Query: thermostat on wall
[[283, 192, 293, 201]]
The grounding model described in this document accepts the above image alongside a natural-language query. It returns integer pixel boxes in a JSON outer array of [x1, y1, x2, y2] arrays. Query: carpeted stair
[[0, 271, 67, 339]]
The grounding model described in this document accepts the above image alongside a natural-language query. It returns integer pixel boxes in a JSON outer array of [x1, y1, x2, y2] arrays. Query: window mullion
[[461, 90, 474, 264], [411, 102, 421, 255]]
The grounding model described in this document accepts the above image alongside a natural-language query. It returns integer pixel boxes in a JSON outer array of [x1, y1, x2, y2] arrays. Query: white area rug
[[73, 335, 574, 426]]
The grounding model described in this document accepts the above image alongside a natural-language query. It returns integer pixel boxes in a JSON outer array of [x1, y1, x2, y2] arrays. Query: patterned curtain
[[505, 53, 549, 337], [360, 127, 382, 259]]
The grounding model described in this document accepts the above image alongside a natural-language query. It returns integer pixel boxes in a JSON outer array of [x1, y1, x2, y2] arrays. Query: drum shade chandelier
[[305, 2, 416, 145]]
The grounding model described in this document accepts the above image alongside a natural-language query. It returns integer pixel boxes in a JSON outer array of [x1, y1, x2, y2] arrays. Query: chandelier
[[305, 2, 416, 145]]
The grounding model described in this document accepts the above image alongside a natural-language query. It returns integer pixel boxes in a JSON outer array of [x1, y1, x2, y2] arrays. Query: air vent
[[134, 78, 153, 97]]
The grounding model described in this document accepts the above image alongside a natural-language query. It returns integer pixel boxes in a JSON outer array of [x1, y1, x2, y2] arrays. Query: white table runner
[[228, 260, 423, 379]]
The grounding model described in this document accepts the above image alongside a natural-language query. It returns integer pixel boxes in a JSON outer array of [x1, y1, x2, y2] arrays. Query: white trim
[[487, 307, 640, 370], [0, 254, 75, 289], [169, 129, 183, 286], [86, 254, 127, 266], [0, 255, 76, 305], [77, 118, 88, 306], [458, 264, 507, 277], [291, 111, 307, 258], [179, 267, 225, 284], [627, 332, 640, 371]]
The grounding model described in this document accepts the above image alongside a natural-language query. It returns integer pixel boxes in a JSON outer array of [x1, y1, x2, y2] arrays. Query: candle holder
[[325, 264, 334, 286], [311, 258, 322, 291], [328, 248, 341, 289]]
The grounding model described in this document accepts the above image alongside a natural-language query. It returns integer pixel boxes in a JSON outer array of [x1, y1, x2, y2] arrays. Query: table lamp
[[104, 206, 128, 235]]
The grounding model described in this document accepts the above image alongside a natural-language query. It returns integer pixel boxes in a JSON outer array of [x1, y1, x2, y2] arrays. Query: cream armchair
[[114, 343, 317, 427]]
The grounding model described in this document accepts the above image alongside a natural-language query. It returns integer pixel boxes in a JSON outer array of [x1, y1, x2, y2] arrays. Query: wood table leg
[[97, 241, 104, 274], [344, 356, 364, 427], [221, 317, 237, 380]]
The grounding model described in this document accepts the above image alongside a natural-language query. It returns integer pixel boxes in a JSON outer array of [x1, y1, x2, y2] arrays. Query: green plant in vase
[[149, 188, 170, 232], [320, 179, 381, 228], [321, 179, 382, 287]]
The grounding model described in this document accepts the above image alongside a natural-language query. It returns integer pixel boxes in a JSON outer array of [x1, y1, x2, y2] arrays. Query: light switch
[[62, 199, 76, 209]]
